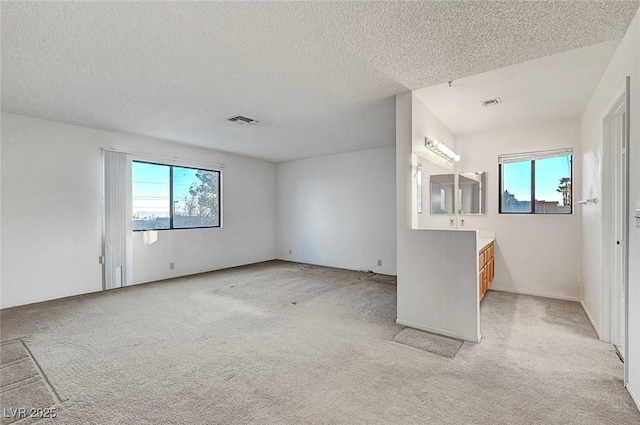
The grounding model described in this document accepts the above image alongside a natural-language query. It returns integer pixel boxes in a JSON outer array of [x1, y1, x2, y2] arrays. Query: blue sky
[[132, 162, 199, 216], [503, 155, 571, 203]]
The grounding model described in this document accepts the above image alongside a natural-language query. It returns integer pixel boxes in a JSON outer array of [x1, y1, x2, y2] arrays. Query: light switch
[[636, 209, 640, 228]]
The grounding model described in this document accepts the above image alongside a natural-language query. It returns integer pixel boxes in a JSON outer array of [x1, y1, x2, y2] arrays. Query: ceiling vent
[[481, 97, 502, 107], [227, 115, 259, 125]]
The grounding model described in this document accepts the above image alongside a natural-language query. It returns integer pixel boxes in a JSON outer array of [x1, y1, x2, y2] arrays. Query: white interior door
[[613, 108, 627, 357], [603, 87, 628, 360]]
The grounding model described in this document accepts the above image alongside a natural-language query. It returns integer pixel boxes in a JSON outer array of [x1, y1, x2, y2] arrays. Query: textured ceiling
[[414, 40, 621, 135], [2, 1, 639, 162]]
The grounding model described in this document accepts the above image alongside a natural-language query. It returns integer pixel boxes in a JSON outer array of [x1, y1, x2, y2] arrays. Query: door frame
[[601, 77, 630, 384]]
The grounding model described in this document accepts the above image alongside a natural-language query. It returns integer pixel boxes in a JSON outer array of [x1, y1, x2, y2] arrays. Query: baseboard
[[1, 259, 279, 311], [396, 319, 479, 343], [627, 384, 640, 413], [275, 257, 397, 277], [131, 258, 279, 286], [488, 286, 581, 302], [580, 300, 601, 339], [0, 286, 102, 311]]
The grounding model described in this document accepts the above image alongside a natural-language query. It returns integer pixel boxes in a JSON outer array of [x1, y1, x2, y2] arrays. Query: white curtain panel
[[103, 150, 132, 290]]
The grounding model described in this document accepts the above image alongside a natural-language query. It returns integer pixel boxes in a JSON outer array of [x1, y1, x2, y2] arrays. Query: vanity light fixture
[[425, 137, 460, 162]]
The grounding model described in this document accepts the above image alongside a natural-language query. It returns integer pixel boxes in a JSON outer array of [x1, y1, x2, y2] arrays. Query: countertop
[[478, 237, 495, 252]]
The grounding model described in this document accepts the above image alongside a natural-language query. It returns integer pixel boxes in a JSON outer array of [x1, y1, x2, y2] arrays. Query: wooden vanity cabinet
[[479, 241, 495, 300]]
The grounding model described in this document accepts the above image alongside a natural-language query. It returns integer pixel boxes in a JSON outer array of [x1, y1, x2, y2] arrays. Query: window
[[132, 161, 221, 230], [132, 162, 171, 230], [499, 149, 572, 214]]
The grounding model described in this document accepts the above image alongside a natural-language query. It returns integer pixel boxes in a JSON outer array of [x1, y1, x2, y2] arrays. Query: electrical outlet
[[169, 262, 175, 270], [289, 249, 292, 255], [377, 259, 382, 267]]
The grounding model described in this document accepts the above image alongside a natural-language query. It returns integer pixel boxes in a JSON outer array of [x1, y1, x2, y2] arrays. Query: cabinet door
[[484, 269, 489, 293], [489, 258, 495, 283]]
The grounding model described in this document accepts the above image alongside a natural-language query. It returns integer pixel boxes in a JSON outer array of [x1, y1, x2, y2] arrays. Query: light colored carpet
[[0, 260, 638, 424], [0, 340, 60, 424], [393, 328, 463, 358]]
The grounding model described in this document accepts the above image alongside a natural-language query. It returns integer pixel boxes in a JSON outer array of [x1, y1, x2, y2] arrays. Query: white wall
[[412, 94, 458, 229], [580, 12, 638, 338], [397, 228, 479, 342], [455, 120, 582, 301], [580, 8, 640, 405], [396, 92, 480, 342], [413, 91, 581, 302], [276, 146, 396, 275], [1, 112, 276, 308]]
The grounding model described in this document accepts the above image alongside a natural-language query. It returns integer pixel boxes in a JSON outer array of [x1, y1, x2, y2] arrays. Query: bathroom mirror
[[458, 172, 486, 215], [430, 174, 455, 214]]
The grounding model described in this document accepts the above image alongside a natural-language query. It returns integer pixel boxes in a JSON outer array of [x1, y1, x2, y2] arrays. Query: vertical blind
[[104, 150, 132, 290]]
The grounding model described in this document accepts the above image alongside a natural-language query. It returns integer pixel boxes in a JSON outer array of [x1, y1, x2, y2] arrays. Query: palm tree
[[557, 177, 571, 206]]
